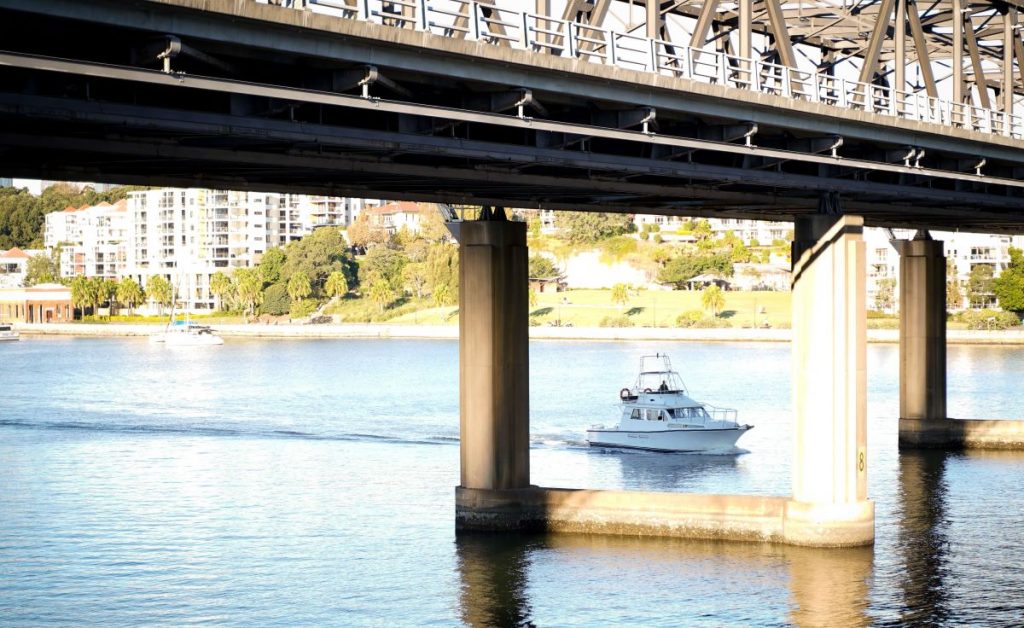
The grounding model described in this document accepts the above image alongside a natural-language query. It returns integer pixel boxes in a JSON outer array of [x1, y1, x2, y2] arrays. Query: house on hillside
[[0, 247, 33, 288], [364, 201, 437, 236]]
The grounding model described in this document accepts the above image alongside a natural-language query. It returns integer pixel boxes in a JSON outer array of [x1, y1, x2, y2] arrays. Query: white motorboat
[[0, 323, 19, 341], [150, 319, 224, 346], [586, 353, 752, 453]]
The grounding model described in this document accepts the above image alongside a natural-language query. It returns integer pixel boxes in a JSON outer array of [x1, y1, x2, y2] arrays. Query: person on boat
[[658, 380, 669, 392]]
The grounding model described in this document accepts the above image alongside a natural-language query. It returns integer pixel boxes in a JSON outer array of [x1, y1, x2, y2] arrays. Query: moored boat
[[0, 323, 19, 341], [586, 353, 752, 453], [150, 319, 224, 346]]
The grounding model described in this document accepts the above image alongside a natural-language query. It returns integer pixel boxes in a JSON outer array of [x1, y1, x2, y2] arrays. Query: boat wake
[[0, 419, 461, 447]]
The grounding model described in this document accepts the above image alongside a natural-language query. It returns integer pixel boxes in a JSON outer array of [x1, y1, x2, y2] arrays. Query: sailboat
[[149, 280, 224, 346]]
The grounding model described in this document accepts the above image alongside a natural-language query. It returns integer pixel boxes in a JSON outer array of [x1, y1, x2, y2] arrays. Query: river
[[2, 337, 1024, 625]]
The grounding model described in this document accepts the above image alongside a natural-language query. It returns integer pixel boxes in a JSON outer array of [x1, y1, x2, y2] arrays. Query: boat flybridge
[[586, 354, 752, 453]]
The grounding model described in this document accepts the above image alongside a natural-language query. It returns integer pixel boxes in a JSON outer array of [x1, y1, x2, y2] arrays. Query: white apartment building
[[123, 189, 272, 311], [267, 195, 375, 247], [44, 200, 129, 279]]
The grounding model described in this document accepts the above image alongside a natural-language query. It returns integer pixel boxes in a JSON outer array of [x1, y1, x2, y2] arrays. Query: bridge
[[1, 0, 1023, 547]]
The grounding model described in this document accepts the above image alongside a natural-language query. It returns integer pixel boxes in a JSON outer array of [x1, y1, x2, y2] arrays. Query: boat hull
[[586, 426, 752, 452]]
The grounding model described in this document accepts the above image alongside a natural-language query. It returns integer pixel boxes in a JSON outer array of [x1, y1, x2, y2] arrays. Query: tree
[[946, 258, 963, 311], [611, 283, 630, 310], [657, 252, 733, 288], [325, 271, 350, 298], [0, 184, 142, 250], [367, 276, 395, 312], [258, 248, 286, 285], [346, 213, 388, 249], [528, 255, 560, 279], [69, 275, 93, 318], [23, 252, 59, 286], [281, 227, 356, 296], [874, 278, 896, 313], [358, 246, 408, 292], [116, 278, 145, 314], [100, 278, 118, 314], [146, 275, 173, 314], [993, 246, 1024, 317], [235, 268, 264, 318], [556, 211, 633, 244], [967, 264, 995, 308], [210, 271, 235, 312], [701, 285, 725, 317], [401, 263, 428, 299], [691, 219, 712, 241], [261, 283, 290, 316], [425, 242, 458, 305], [287, 272, 312, 302]]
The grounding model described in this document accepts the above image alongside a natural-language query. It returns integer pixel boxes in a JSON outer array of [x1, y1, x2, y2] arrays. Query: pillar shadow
[[895, 449, 951, 624], [455, 534, 536, 627], [455, 531, 873, 626]]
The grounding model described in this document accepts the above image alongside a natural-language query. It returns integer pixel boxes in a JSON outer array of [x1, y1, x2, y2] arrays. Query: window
[[630, 409, 641, 420]]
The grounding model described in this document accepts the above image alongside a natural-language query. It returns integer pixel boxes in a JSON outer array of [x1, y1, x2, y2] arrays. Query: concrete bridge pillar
[[786, 214, 874, 546], [457, 213, 530, 491], [895, 233, 948, 446]]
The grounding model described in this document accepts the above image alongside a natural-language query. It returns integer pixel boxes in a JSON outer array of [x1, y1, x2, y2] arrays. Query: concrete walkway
[[12, 322, 1024, 344]]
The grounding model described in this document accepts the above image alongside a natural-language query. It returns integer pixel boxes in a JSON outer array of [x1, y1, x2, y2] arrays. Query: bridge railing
[[286, 0, 1023, 141]]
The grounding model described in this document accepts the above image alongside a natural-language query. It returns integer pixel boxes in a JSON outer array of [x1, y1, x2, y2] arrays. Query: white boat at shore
[[586, 353, 752, 453], [0, 323, 19, 341], [150, 319, 224, 346]]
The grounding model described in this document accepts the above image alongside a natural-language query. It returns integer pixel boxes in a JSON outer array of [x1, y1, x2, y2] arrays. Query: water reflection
[[456, 532, 873, 626], [895, 450, 951, 625], [456, 535, 536, 627], [608, 450, 740, 491]]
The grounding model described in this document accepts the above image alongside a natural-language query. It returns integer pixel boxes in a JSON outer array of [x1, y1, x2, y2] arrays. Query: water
[[2, 337, 1024, 625]]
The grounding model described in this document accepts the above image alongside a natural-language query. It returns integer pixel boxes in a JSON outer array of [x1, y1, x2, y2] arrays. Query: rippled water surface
[[3, 337, 1024, 625]]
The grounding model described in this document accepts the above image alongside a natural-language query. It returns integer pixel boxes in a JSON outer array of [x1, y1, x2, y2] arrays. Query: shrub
[[288, 298, 319, 319], [675, 310, 731, 328], [599, 315, 633, 327], [261, 283, 290, 316], [954, 309, 1020, 330], [675, 310, 704, 327]]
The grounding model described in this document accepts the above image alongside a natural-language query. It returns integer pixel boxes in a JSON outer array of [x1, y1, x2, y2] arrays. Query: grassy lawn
[[382, 289, 793, 328], [528, 289, 792, 328]]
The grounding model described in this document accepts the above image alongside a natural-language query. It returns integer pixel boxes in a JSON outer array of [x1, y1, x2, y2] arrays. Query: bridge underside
[[0, 0, 1023, 232]]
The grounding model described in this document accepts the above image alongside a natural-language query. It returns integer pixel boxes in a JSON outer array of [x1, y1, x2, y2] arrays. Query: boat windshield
[[632, 354, 688, 394]]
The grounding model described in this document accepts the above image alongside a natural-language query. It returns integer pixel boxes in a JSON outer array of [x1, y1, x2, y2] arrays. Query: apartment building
[[44, 200, 129, 279], [266, 195, 375, 246], [122, 189, 272, 311]]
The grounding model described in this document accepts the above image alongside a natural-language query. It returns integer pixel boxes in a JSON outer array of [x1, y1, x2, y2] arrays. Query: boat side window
[[630, 409, 641, 421]]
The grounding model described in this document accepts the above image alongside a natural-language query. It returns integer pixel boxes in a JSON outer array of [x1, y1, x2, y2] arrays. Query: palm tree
[[325, 271, 350, 299], [701, 284, 725, 317], [209, 271, 234, 312], [367, 277, 395, 313], [234, 268, 264, 319], [146, 276, 173, 315], [287, 272, 312, 302], [116, 278, 145, 315], [69, 275, 92, 319], [611, 283, 630, 310]]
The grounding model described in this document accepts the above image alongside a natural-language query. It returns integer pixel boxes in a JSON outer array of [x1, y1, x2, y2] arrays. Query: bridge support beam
[[456, 216, 531, 492], [787, 214, 874, 546], [895, 233, 948, 447]]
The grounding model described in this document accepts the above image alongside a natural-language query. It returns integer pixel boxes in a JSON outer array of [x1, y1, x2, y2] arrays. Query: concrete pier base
[[899, 418, 1024, 449], [456, 487, 874, 547]]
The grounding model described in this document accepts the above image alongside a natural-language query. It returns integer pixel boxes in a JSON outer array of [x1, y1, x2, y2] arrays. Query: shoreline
[[10, 322, 1024, 344]]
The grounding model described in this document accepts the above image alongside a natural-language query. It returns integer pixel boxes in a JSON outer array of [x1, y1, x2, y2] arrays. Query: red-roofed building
[[363, 201, 436, 235], [0, 247, 44, 288]]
